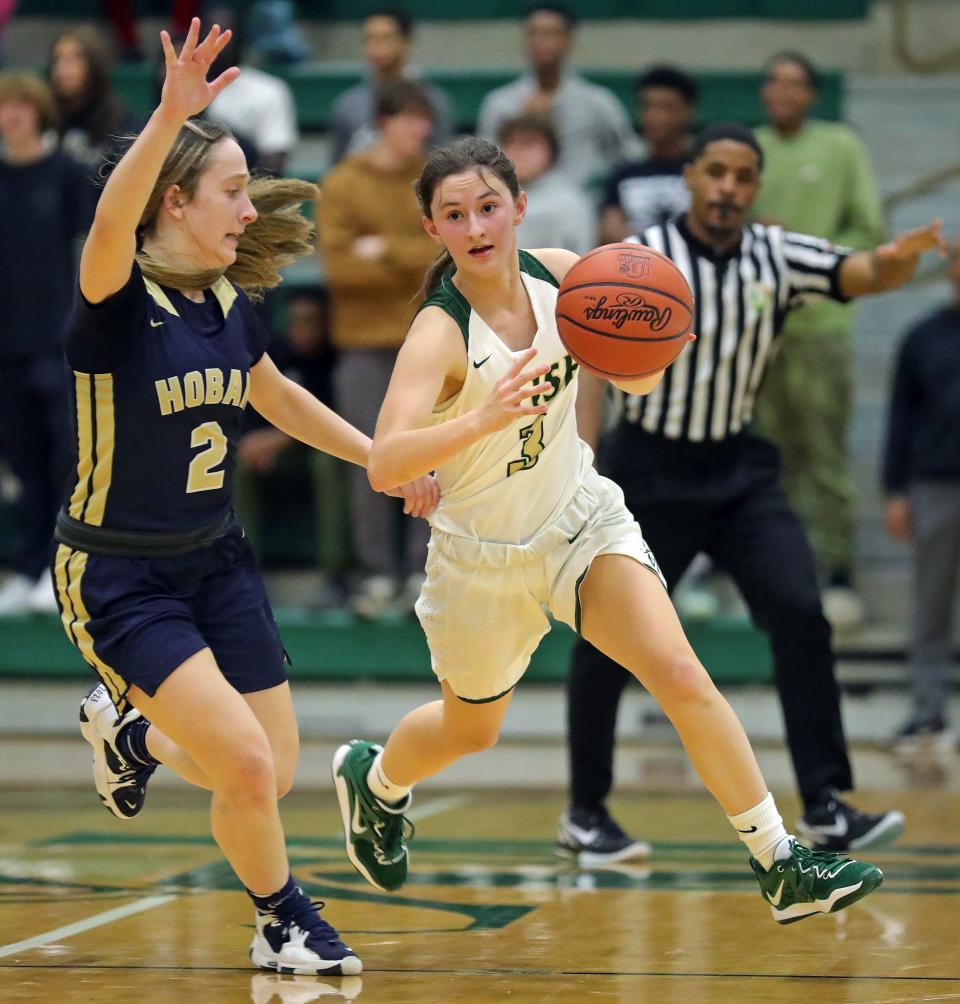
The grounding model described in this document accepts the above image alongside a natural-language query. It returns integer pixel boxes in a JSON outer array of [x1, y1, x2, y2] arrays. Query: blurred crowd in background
[[0, 2, 957, 744]]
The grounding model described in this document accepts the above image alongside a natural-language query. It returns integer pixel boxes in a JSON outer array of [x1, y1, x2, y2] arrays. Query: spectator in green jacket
[[752, 51, 885, 635]]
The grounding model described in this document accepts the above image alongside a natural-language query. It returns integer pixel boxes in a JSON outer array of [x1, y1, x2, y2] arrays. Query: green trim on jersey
[[519, 249, 560, 288], [419, 273, 472, 346], [574, 566, 589, 636], [417, 252, 560, 346]]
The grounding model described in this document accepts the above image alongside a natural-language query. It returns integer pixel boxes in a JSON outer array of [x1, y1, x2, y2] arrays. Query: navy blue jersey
[[64, 262, 270, 532]]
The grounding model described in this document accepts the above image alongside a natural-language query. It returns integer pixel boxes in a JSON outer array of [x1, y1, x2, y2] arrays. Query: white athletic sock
[[366, 750, 412, 806], [727, 792, 789, 870]]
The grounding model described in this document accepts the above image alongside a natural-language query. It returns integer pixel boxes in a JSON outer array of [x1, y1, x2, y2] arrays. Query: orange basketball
[[556, 243, 694, 381]]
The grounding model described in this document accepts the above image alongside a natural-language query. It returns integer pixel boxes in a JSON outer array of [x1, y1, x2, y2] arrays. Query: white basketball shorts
[[414, 466, 666, 702]]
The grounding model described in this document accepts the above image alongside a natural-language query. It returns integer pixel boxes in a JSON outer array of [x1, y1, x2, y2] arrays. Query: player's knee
[[656, 653, 714, 707], [454, 724, 501, 755], [220, 739, 277, 803], [274, 749, 299, 800]]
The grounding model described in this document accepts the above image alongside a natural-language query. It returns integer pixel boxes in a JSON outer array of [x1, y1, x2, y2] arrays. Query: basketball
[[556, 243, 695, 383]]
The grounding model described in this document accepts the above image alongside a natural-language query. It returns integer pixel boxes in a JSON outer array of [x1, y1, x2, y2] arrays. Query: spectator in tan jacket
[[319, 78, 438, 618]]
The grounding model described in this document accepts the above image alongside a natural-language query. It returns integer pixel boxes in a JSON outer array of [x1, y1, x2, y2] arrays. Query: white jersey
[[423, 250, 592, 543]]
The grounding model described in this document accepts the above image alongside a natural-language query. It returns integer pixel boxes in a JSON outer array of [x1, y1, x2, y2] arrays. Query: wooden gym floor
[[1, 756, 959, 1004]]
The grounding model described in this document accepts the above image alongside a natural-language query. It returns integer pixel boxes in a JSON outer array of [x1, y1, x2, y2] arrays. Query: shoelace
[[589, 812, 625, 840], [353, 777, 415, 863], [282, 897, 344, 946], [118, 764, 154, 789], [816, 787, 875, 824], [104, 739, 155, 791], [786, 841, 852, 889], [372, 810, 415, 866]]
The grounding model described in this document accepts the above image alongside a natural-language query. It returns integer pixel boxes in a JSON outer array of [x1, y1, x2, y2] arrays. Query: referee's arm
[[839, 219, 946, 297]]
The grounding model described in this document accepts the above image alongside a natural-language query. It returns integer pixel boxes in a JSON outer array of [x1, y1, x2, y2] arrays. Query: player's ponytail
[[134, 118, 318, 300], [415, 136, 521, 300], [220, 175, 319, 297]]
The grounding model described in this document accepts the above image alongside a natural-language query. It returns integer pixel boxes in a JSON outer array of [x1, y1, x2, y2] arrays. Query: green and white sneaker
[[750, 838, 883, 925], [331, 740, 413, 892]]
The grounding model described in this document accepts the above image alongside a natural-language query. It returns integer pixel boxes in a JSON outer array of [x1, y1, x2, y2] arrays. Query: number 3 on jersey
[[186, 421, 227, 493], [507, 414, 545, 477]]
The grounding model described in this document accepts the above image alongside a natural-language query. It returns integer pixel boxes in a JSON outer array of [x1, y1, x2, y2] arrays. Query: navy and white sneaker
[[796, 789, 905, 852], [249, 894, 362, 976], [79, 683, 155, 820], [555, 806, 652, 866]]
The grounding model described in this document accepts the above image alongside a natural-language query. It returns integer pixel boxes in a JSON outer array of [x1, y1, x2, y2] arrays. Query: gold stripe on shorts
[[54, 543, 127, 707]]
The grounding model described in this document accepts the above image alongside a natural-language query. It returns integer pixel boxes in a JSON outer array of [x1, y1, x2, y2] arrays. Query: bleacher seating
[[0, 610, 774, 683], [110, 63, 845, 133]]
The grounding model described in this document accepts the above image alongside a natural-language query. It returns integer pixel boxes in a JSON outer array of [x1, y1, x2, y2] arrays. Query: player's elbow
[[367, 466, 391, 494], [366, 446, 401, 494]]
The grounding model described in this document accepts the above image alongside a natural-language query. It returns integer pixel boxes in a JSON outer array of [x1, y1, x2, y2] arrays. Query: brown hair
[[134, 118, 318, 300], [414, 136, 520, 298], [47, 26, 125, 144], [0, 72, 59, 132], [497, 113, 560, 166], [374, 78, 435, 121]]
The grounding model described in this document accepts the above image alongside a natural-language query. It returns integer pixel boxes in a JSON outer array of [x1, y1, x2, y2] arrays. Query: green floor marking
[[155, 858, 535, 932], [0, 872, 140, 903], [35, 833, 960, 858]]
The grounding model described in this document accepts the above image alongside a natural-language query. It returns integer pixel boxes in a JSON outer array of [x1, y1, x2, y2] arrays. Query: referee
[[558, 122, 944, 866]]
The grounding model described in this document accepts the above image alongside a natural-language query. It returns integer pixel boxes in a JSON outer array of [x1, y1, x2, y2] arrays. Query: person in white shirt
[[205, 4, 299, 175]]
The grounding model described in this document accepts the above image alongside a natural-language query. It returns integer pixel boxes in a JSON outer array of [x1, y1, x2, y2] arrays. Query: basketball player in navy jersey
[[55, 20, 436, 976]]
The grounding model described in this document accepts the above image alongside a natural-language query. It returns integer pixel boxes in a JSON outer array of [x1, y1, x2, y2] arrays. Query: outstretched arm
[[79, 19, 238, 304], [368, 310, 551, 492], [839, 220, 946, 299], [248, 353, 438, 518]]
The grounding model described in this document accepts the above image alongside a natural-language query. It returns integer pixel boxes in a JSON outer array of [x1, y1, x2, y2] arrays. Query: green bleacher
[[109, 63, 845, 133], [17, 1, 871, 19], [0, 611, 773, 683]]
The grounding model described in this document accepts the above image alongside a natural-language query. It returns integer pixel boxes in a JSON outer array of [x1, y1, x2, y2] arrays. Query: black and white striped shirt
[[619, 217, 850, 442]]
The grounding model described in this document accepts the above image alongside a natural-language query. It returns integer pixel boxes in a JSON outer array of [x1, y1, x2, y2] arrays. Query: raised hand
[[158, 18, 239, 122], [877, 219, 946, 263], [874, 219, 947, 288], [476, 346, 551, 435]]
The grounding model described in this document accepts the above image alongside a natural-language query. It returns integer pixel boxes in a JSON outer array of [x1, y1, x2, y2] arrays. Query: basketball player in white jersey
[[332, 136, 882, 925]]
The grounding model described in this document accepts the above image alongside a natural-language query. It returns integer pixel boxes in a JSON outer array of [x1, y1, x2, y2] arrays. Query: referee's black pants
[[567, 430, 853, 814]]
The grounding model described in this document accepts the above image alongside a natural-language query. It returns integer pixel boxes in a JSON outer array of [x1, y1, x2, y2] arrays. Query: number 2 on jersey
[[507, 414, 545, 477], [186, 421, 227, 493]]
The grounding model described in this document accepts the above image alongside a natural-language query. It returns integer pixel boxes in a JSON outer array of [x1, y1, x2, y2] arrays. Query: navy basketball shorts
[[53, 526, 288, 709]]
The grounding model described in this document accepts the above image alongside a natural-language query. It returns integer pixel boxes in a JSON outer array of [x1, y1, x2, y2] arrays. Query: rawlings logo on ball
[[583, 293, 672, 332], [617, 254, 653, 278]]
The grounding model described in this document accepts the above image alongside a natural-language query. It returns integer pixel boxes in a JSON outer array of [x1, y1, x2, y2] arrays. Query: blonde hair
[[136, 118, 318, 300], [0, 72, 59, 132]]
